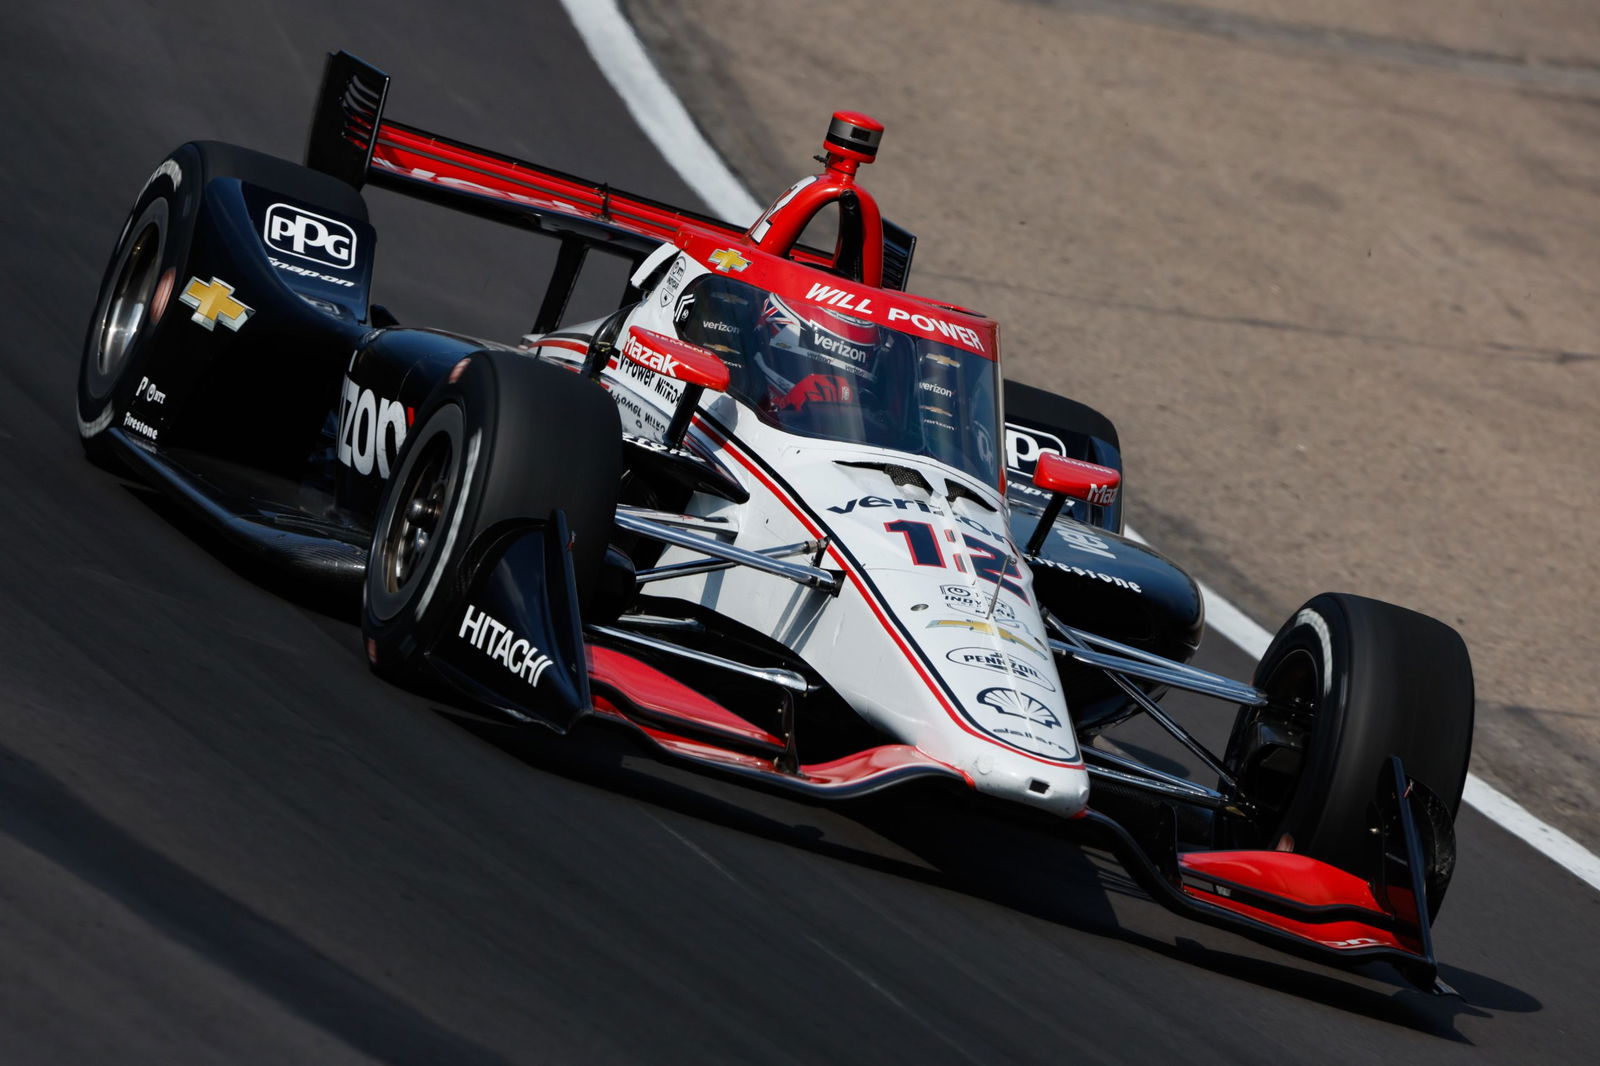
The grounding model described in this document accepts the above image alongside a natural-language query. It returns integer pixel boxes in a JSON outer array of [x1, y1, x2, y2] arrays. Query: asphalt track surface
[[0, 2, 1596, 1062]]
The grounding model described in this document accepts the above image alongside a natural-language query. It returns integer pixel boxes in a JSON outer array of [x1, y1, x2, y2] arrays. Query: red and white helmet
[[758, 293, 883, 389]]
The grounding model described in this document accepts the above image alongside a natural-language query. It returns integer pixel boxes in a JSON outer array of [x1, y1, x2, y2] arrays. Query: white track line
[[560, 0, 1600, 896], [559, 0, 762, 225]]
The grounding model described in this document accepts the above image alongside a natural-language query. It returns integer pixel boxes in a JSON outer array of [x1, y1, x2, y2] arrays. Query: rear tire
[[77, 142, 367, 459], [362, 352, 621, 684], [1222, 592, 1474, 914]]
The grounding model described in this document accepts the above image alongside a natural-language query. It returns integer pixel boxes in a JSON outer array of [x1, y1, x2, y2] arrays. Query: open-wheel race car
[[78, 52, 1475, 991]]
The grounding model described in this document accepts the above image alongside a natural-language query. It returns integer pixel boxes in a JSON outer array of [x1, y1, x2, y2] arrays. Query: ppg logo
[[263, 203, 357, 270], [1004, 424, 1065, 476]]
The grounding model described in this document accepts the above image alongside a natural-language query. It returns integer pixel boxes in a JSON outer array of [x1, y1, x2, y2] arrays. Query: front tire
[[362, 352, 621, 685], [1222, 592, 1474, 914]]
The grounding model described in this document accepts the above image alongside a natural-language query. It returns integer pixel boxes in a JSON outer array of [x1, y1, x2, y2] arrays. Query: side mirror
[[620, 327, 730, 447], [1033, 452, 1119, 505], [621, 327, 730, 392], [1024, 452, 1121, 556]]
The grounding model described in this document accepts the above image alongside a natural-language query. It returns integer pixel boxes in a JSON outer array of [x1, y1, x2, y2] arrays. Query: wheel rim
[[96, 219, 164, 382], [378, 429, 456, 599], [1228, 647, 1319, 847]]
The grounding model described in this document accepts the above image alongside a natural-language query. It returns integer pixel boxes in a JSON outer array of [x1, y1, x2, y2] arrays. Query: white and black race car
[[78, 52, 1475, 992]]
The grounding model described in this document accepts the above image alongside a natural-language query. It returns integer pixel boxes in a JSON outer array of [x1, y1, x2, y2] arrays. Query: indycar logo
[[946, 647, 1055, 691], [264, 203, 357, 270], [940, 583, 1017, 623], [458, 605, 553, 687], [337, 377, 410, 478], [179, 276, 253, 332], [960, 687, 1077, 762], [659, 256, 687, 305]]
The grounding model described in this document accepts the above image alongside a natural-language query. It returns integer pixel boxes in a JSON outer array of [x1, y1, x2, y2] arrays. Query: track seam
[[559, 0, 1600, 896]]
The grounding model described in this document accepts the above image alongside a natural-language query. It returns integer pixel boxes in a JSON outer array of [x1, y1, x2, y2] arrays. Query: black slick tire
[[361, 351, 621, 685], [77, 141, 367, 460], [1223, 592, 1474, 913]]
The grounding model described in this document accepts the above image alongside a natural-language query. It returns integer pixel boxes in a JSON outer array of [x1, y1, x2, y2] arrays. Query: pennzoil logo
[[945, 647, 1055, 691], [179, 276, 253, 332], [709, 247, 750, 273]]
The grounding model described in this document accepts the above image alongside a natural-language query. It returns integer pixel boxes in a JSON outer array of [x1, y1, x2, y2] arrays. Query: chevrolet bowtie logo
[[179, 276, 253, 332], [708, 247, 750, 273]]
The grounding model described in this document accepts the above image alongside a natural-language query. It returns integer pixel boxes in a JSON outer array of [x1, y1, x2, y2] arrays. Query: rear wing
[[304, 51, 917, 331]]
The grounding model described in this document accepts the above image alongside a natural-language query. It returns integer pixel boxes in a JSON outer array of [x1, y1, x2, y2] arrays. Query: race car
[[77, 51, 1475, 992]]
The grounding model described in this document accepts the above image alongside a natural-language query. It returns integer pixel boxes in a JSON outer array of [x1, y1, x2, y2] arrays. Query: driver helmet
[[756, 292, 884, 397]]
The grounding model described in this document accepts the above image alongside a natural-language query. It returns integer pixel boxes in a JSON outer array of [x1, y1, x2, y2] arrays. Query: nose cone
[[870, 568, 1089, 816], [785, 453, 1088, 816]]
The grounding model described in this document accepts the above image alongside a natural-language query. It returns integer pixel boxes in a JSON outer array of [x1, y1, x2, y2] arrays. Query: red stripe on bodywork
[[695, 417, 1082, 770], [533, 337, 589, 356]]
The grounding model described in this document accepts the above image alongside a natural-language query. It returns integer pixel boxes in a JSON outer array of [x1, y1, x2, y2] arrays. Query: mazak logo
[[622, 333, 681, 378], [1085, 483, 1118, 506], [264, 203, 357, 270]]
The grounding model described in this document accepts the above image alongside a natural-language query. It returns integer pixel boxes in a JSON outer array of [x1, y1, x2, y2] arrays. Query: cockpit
[[674, 274, 1002, 486]]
